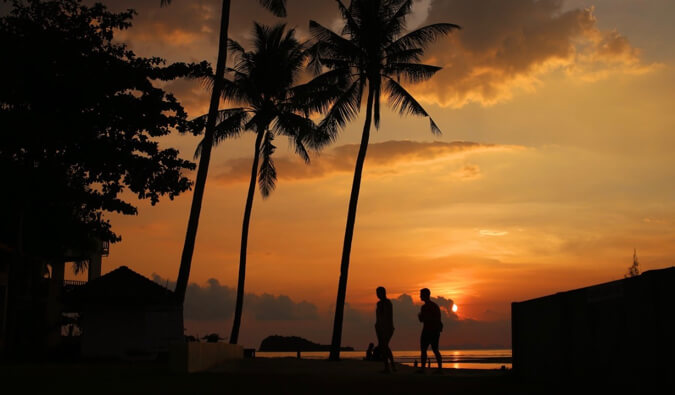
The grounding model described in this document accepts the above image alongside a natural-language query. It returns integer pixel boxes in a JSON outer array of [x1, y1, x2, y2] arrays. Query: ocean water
[[256, 349, 512, 370]]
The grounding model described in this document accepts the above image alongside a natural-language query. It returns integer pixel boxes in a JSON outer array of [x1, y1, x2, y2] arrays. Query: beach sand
[[212, 357, 514, 394]]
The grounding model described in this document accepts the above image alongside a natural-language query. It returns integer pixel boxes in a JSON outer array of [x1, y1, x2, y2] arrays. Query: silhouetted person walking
[[418, 288, 443, 373], [375, 286, 395, 372]]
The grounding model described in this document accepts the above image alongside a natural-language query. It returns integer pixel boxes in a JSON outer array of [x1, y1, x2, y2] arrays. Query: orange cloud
[[113, 1, 220, 47], [415, 1, 658, 107], [162, 78, 211, 117], [113, 0, 657, 111], [211, 140, 517, 184], [452, 164, 482, 180], [110, 0, 338, 50]]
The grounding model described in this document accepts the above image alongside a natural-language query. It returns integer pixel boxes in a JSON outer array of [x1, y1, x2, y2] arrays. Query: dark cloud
[[251, 293, 318, 321], [153, 275, 509, 348], [100, 1, 340, 116], [106, 0, 337, 56], [161, 78, 211, 116], [416, 0, 650, 106], [213, 140, 506, 184], [103, 0, 649, 110], [152, 274, 318, 321]]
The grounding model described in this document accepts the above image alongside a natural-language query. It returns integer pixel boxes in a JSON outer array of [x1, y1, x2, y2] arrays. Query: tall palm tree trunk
[[230, 130, 265, 344], [329, 87, 375, 360], [175, 0, 231, 303]]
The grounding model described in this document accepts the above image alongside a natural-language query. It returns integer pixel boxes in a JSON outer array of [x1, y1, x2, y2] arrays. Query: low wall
[[170, 342, 244, 373]]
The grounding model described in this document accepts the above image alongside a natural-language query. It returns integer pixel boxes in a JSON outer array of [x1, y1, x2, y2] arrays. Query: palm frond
[[275, 111, 330, 153], [188, 107, 245, 136], [213, 108, 250, 137], [292, 68, 352, 114], [225, 67, 249, 81], [387, 23, 460, 53], [384, 78, 442, 135], [221, 78, 251, 105], [258, 0, 287, 17], [319, 78, 364, 136], [429, 117, 442, 136], [305, 42, 326, 75], [194, 109, 250, 158], [384, 77, 428, 117], [292, 135, 310, 163], [228, 39, 246, 57], [373, 82, 381, 129], [186, 115, 208, 136], [258, 130, 277, 197], [309, 20, 363, 62], [335, 0, 359, 37], [384, 63, 441, 83], [384, 0, 413, 38], [385, 47, 424, 63], [316, 57, 354, 70]]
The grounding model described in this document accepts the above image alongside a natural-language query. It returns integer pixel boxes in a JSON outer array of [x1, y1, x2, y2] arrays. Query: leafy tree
[[0, 0, 208, 257], [193, 23, 326, 345], [161, 0, 288, 305], [303, 0, 459, 360], [625, 249, 640, 278], [0, 0, 205, 353]]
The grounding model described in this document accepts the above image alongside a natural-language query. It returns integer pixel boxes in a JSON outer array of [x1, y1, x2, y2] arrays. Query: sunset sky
[[70, 0, 675, 349]]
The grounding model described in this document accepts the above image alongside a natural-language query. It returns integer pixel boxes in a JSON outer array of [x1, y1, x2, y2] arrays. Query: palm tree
[[304, 0, 459, 360], [194, 23, 326, 344], [160, 0, 287, 304]]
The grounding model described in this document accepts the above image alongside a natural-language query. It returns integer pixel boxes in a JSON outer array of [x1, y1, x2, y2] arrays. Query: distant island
[[259, 336, 354, 352]]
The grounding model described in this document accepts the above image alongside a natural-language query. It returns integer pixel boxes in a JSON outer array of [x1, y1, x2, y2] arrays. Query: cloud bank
[[155, 272, 510, 348], [416, 0, 656, 107], [152, 274, 318, 321], [109, 0, 655, 112], [212, 140, 516, 185]]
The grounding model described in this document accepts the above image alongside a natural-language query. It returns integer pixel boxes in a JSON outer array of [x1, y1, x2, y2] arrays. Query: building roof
[[513, 266, 675, 306], [66, 265, 178, 308]]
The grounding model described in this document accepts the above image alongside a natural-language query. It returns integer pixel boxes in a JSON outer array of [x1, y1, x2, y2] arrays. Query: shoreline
[[257, 349, 513, 368]]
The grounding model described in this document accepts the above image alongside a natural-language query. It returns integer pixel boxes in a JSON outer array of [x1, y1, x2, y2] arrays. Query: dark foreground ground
[[0, 357, 667, 394]]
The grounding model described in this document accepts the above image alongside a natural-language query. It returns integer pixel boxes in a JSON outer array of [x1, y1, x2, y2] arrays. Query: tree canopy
[[0, 0, 208, 260], [304, 0, 459, 136], [195, 23, 326, 196]]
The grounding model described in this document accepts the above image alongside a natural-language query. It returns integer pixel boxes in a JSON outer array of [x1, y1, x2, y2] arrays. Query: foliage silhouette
[[303, 0, 459, 360], [0, 0, 206, 355], [193, 23, 326, 345], [0, 0, 206, 261], [202, 333, 225, 343], [625, 248, 640, 278]]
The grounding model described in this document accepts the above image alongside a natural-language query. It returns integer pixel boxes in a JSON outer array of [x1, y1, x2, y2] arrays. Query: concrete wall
[[512, 267, 675, 382], [81, 307, 182, 359], [170, 342, 244, 373]]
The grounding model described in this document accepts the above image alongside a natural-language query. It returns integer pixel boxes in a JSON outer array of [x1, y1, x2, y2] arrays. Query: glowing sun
[[452, 304, 458, 313]]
